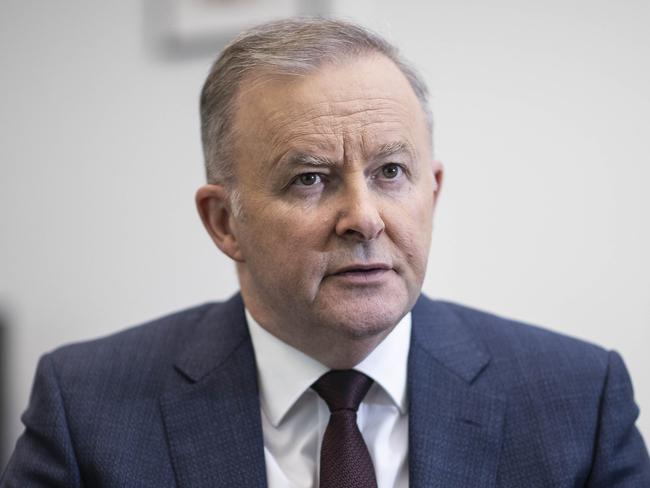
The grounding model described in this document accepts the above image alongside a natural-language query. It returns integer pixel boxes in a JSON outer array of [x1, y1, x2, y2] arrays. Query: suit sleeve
[[587, 350, 650, 487], [1, 354, 83, 487]]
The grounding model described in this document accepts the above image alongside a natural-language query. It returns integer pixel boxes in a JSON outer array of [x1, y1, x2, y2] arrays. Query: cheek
[[241, 205, 331, 274], [392, 227, 431, 273], [268, 205, 331, 247], [386, 194, 434, 265]]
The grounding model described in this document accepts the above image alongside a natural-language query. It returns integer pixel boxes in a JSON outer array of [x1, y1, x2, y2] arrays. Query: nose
[[334, 179, 385, 241]]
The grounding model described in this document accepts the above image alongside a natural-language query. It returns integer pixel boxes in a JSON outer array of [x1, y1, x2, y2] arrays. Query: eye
[[294, 173, 322, 186], [381, 163, 402, 179]]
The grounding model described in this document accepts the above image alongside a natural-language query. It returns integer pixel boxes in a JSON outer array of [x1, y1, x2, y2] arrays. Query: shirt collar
[[246, 309, 411, 427]]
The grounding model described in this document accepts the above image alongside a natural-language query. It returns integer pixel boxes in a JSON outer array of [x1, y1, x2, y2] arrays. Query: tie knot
[[312, 370, 374, 413]]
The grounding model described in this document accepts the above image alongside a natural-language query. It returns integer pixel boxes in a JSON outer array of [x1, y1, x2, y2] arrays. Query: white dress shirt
[[246, 310, 411, 488]]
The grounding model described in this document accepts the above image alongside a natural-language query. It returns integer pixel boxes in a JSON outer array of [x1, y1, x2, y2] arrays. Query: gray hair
[[200, 17, 433, 186]]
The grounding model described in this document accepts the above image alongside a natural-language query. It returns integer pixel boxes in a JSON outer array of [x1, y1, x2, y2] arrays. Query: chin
[[314, 292, 411, 339]]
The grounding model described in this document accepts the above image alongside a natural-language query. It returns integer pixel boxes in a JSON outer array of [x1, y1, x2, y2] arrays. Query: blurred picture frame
[[150, 0, 332, 58]]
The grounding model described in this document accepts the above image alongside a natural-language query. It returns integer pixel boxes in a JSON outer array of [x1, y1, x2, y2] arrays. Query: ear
[[432, 159, 444, 211], [195, 184, 244, 262]]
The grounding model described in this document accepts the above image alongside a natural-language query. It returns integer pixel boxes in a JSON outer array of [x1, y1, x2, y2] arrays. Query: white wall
[[1, 0, 648, 464]]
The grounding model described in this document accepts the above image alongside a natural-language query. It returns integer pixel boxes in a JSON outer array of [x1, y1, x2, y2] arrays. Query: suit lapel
[[158, 293, 506, 487], [160, 294, 267, 488], [408, 297, 506, 488]]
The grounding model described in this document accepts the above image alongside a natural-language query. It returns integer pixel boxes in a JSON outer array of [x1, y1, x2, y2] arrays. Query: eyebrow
[[374, 141, 414, 159], [282, 152, 338, 168], [278, 140, 415, 170]]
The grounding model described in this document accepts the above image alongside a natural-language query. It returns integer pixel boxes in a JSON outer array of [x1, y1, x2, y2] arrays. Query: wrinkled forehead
[[231, 54, 430, 163]]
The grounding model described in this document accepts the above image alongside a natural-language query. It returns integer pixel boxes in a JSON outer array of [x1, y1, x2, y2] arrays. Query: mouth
[[333, 263, 391, 274], [328, 263, 393, 284]]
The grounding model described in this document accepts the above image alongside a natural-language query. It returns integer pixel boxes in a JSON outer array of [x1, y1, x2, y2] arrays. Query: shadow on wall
[[142, 0, 333, 60], [0, 315, 7, 469]]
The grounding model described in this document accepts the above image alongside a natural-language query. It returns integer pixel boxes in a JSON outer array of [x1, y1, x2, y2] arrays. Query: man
[[2, 17, 649, 488]]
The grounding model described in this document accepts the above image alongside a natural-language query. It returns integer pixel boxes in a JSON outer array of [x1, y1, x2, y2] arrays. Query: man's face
[[222, 54, 441, 352]]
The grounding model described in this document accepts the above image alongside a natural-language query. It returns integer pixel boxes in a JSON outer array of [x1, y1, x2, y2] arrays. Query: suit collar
[[411, 295, 491, 383], [408, 296, 506, 488], [162, 293, 506, 487], [173, 293, 249, 383], [161, 293, 267, 488], [173, 293, 491, 386]]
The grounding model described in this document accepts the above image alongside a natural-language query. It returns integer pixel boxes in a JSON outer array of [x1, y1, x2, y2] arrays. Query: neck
[[241, 293, 395, 369], [288, 327, 394, 370]]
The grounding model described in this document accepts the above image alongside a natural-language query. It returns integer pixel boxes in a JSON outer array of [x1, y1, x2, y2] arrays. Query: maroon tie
[[312, 370, 378, 488]]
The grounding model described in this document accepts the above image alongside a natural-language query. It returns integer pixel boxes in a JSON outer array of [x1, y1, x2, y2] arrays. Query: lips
[[332, 263, 392, 275], [326, 264, 392, 286]]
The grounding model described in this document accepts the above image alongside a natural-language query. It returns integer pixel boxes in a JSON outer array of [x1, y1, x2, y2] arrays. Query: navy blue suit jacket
[[2, 294, 649, 487]]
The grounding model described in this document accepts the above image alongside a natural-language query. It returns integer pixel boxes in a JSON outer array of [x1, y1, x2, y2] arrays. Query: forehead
[[232, 54, 430, 164]]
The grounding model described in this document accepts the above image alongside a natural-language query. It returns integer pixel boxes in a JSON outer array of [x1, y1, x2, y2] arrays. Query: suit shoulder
[[43, 301, 223, 388], [51, 302, 213, 357], [424, 298, 610, 370], [418, 298, 619, 407]]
